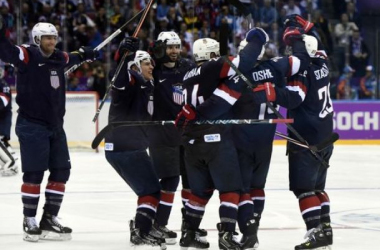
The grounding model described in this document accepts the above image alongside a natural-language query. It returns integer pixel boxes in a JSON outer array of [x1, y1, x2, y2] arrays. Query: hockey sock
[[250, 188, 265, 224], [43, 182, 65, 216], [316, 191, 331, 223], [184, 194, 209, 230], [237, 193, 254, 234], [136, 195, 159, 234], [219, 192, 240, 232], [21, 183, 41, 217], [298, 191, 322, 230], [181, 189, 191, 207], [156, 176, 179, 226]]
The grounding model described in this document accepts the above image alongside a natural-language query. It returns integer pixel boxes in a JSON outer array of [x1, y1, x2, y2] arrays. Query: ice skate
[[322, 223, 333, 245], [240, 219, 259, 250], [23, 216, 42, 242], [0, 160, 18, 176], [217, 223, 241, 250], [129, 220, 166, 249], [181, 208, 207, 238], [39, 213, 72, 241], [151, 222, 177, 244], [179, 219, 209, 250], [295, 225, 330, 250]]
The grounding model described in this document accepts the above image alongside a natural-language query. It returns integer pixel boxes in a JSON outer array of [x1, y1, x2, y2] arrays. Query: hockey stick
[[222, 56, 333, 167], [92, 0, 155, 123], [275, 131, 339, 152], [64, 8, 145, 77], [91, 118, 294, 149]]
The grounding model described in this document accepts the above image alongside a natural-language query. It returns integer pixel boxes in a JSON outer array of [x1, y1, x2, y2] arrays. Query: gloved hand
[[175, 104, 197, 128], [245, 27, 269, 44], [150, 40, 166, 60], [283, 26, 305, 46], [252, 82, 276, 104], [118, 37, 140, 55], [78, 46, 99, 61], [284, 14, 314, 33]]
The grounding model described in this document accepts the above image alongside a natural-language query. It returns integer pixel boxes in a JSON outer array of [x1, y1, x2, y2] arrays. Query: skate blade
[[130, 242, 166, 249], [180, 247, 208, 250], [39, 230, 72, 241], [23, 233, 40, 242], [165, 238, 176, 245]]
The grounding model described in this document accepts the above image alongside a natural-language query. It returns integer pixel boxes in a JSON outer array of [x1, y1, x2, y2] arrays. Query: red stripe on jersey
[[138, 195, 159, 207], [288, 80, 307, 94], [220, 56, 234, 78], [46, 182, 66, 192], [181, 189, 191, 200], [250, 189, 265, 198], [287, 56, 293, 77], [299, 195, 320, 212], [160, 191, 175, 203], [20, 46, 29, 64], [239, 193, 251, 203], [220, 192, 239, 205], [63, 52, 69, 63], [316, 192, 330, 203], [21, 183, 41, 194], [189, 193, 209, 206], [0, 93, 10, 102], [218, 83, 241, 99]]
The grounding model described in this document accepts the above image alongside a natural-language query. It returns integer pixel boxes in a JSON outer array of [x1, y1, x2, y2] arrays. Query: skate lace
[[51, 216, 65, 229], [302, 228, 318, 243], [195, 234, 208, 244], [26, 217, 39, 229]]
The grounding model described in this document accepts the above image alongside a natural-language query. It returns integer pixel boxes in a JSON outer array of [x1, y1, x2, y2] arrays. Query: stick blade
[[311, 132, 340, 152], [91, 124, 114, 149]]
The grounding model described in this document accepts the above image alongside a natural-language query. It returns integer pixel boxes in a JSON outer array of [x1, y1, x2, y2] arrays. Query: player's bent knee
[[48, 168, 70, 183], [160, 176, 180, 192], [23, 171, 44, 184], [293, 189, 316, 198]]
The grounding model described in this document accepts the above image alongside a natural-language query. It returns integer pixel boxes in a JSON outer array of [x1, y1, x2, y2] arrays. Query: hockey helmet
[[157, 31, 181, 48], [133, 50, 154, 72], [32, 22, 58, 46], [238, 39, 265, 60], [192, 38, 220, 62], [302, 34, 318, 57]]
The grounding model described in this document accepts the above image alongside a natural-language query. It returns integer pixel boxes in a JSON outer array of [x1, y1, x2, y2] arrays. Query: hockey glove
[[252, 82, 276, 104], [283, 26, 305, 46], [284, 14, 314, 33], [78, 46, 99, 61], [175, 104, 197, 128], [245, 27, 269, 44], [149, 40, 168, 61], [118, 37, 140, 55]]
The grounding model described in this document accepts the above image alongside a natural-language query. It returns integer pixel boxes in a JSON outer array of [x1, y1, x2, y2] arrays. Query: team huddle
[[0, 10, 334, 250]]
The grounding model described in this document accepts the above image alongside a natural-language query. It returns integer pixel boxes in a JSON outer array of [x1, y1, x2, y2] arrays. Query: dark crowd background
[[1, 0, 380, 100]]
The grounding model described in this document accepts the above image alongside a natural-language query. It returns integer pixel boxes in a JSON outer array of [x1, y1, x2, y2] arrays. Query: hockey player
[[148, 31, 197, 244], [0, 18, 98, 242], [176, 28, 268, 250], [0, 66, 18, 177], [252, 15, 334, 250], [232, 27, 313, 249], [104, 37, 165, 249]]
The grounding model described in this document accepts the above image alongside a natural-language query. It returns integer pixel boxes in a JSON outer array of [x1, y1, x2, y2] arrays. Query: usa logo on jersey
[[172, 84, 184, 105]]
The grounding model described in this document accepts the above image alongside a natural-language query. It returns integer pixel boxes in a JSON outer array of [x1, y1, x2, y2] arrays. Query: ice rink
[[1, 145, 379, 250]]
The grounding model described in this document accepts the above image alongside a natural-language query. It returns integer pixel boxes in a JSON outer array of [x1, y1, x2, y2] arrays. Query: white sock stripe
[[238, 200, 253, 207], [320, 202, 330, 207], [45, 189, 65, 195], [21, 192, 40, 198], [252, 197, 265, 201], [301, 206, 321, 215], [186, 203, 205, 212], [159, 200, 173, 206], [220, 201, 238, 210], [138, 204, 157, 212], [182, 198, 189, 203]]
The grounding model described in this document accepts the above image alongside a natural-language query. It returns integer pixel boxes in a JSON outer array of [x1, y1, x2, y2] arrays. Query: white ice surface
[[1, 145, 379, 250]]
